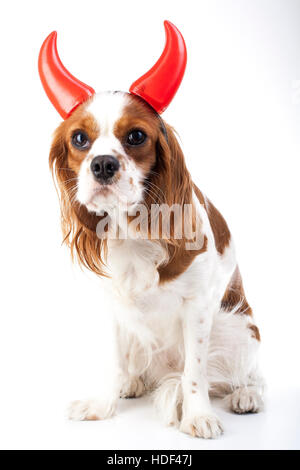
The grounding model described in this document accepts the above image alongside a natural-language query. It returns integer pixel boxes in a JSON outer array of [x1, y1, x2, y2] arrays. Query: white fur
[[67, 92, 264, 438]]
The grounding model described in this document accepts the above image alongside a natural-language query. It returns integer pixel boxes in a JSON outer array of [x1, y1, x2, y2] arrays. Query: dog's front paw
[[180, 414, 223, 439], [120, 377, 145, 398], [68, 398, 116, 421], [229, 386, 263, 414]]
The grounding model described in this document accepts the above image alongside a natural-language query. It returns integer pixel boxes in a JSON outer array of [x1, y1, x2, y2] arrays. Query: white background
[[0, 0, 299, 450]]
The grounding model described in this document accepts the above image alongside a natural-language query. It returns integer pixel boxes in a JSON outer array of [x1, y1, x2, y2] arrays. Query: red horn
[[38, 32, 95, 120], [129, 21, 187, 114]]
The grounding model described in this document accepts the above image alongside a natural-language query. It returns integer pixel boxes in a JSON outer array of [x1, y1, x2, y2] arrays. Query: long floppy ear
[[49, 124, 108, 277], [143, 121, 194, 247], [148, 122, 204, 282], [149, 122, 193, 208]]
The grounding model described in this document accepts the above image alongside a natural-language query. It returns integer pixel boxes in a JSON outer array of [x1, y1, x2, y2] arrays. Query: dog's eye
[[127, 130, 146, 146], [72, 131, 90, 149]]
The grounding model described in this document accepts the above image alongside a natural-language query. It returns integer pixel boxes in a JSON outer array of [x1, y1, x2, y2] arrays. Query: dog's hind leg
[[208, 308, 264, 414]]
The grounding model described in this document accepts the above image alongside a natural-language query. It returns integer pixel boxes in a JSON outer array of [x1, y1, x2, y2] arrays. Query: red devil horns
[[38, 31, 95, 120], [39, 21, 186, 119], [130, 21, 187, 114]]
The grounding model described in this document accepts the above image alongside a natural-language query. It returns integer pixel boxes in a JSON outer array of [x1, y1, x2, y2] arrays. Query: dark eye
[[127, 129, 146, 146], [72, 131, 90, 149]]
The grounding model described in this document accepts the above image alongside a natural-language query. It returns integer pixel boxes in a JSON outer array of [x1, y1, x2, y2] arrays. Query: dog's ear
[[73, 202, 102, 232], [49, 124, 107, 276], [153, 122, 192, 207], [149, 122, 203, 281], [49, 124, 102, 232]]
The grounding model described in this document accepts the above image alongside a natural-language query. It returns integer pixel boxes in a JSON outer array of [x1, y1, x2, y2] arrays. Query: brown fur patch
[[158, 236, 208, 283], [86, 414, 100, 421], [248, 324, 261, 341], [221, 263, 261, 341], [221, 266, 252, 316], [193, 185, 231, 255], [205, 198, 231, 255]]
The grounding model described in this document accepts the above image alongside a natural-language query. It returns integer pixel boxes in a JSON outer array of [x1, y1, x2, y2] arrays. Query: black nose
[[90, 155, 120, 183]]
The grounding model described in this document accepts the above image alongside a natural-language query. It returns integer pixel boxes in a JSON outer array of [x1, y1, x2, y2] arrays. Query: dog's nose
[[90, 155, 120, 183]]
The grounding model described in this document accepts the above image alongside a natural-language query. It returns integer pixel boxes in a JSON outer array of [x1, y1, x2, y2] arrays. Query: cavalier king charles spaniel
[[39, 21, 264, 438]]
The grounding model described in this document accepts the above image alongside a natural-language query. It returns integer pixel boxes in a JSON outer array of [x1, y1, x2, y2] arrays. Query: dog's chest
[[106, 239, 187, 348], [106, 238, 216, 318], [107, 239, 163, 298]]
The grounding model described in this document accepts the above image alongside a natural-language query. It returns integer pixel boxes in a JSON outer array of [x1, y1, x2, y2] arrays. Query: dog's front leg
[[68, 318, 123, 421], [179, 299, 223, 438]]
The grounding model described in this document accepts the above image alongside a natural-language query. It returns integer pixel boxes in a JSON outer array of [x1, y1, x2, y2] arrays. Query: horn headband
[[38, 21, 187, 119]]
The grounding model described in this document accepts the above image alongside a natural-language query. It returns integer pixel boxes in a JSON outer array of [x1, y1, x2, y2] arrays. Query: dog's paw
[[229, 386, 263, 414], [67, 398, 116, 421], [180, 414, 223, 439], [120, 377, 145, 398]]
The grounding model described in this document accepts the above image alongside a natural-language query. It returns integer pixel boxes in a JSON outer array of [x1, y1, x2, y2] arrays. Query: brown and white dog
[[39, 22, 263, 438]]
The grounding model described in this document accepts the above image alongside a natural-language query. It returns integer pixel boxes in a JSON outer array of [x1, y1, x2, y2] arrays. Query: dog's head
[[41, 22, 195, 276], [51, 91, 170, 215]]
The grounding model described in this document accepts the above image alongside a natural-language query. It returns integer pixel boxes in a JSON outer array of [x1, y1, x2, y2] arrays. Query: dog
[[39, 21, 264, 438]]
